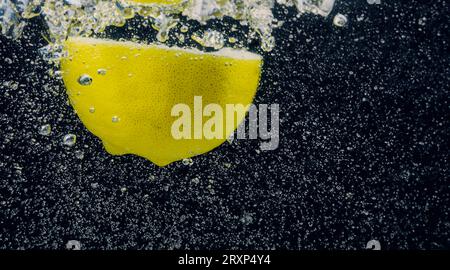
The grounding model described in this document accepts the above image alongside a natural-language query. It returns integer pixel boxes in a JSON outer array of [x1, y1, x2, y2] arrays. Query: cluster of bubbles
[[1, 0, 336, 59], [39, 123, 78, 147]]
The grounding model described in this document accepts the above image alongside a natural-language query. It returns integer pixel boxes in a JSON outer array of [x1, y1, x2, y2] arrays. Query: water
[[1, 0, 448, 251], [0, 0, 336, 55]]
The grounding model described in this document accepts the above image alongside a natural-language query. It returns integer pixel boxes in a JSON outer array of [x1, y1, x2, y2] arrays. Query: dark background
[[0, 0, 449, 249]]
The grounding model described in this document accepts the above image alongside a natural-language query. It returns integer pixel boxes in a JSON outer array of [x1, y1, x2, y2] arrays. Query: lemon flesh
[[61, 37, 262, 166]]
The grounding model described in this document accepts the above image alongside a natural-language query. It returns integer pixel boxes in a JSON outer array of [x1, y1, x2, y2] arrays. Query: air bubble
[[153, 14, 178, 43], [78, 74, 92, 86], [38, 124, 51, 136], [191, 30, 225, 50], [180, 25, 189, 33], [366, 240, 381, 250], [112, 116, 120, 123], [261, 36, 275, 52], [63, 134, 77, 147], [97, 69, 107, 75], [182, 158, 194, 166], [122, 7, 135, 19], [191, 177, 200, 184], [66, 240, 81, 250], [74, 150, 84, 160], [333, 13, 348, 27]]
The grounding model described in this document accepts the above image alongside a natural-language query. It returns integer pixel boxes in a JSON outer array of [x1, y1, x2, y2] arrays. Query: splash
[[0, 0, 335, 56]]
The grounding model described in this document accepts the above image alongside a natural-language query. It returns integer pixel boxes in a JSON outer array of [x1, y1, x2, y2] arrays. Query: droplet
[[63, 134, 77, 147], [333, 14, 348, 27], [78, 74, 92, 86], [112, 116, 120, 123], [89, 106, 95, 113], [97, 69, 107, 75], [39, 124, 51, 136]]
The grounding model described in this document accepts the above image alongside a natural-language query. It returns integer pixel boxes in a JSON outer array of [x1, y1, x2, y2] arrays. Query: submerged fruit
[[61, 37, 262, 166]]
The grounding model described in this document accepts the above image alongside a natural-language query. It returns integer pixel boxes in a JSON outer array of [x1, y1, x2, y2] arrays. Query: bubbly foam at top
[[0, 0, 335, 56]]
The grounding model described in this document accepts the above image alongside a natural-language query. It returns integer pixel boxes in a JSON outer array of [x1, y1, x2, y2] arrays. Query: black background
[[0, 0, 449, 250]]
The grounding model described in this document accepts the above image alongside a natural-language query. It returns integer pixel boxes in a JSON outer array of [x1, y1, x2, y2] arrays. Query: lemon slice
[[61, 37, 262, 166]]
